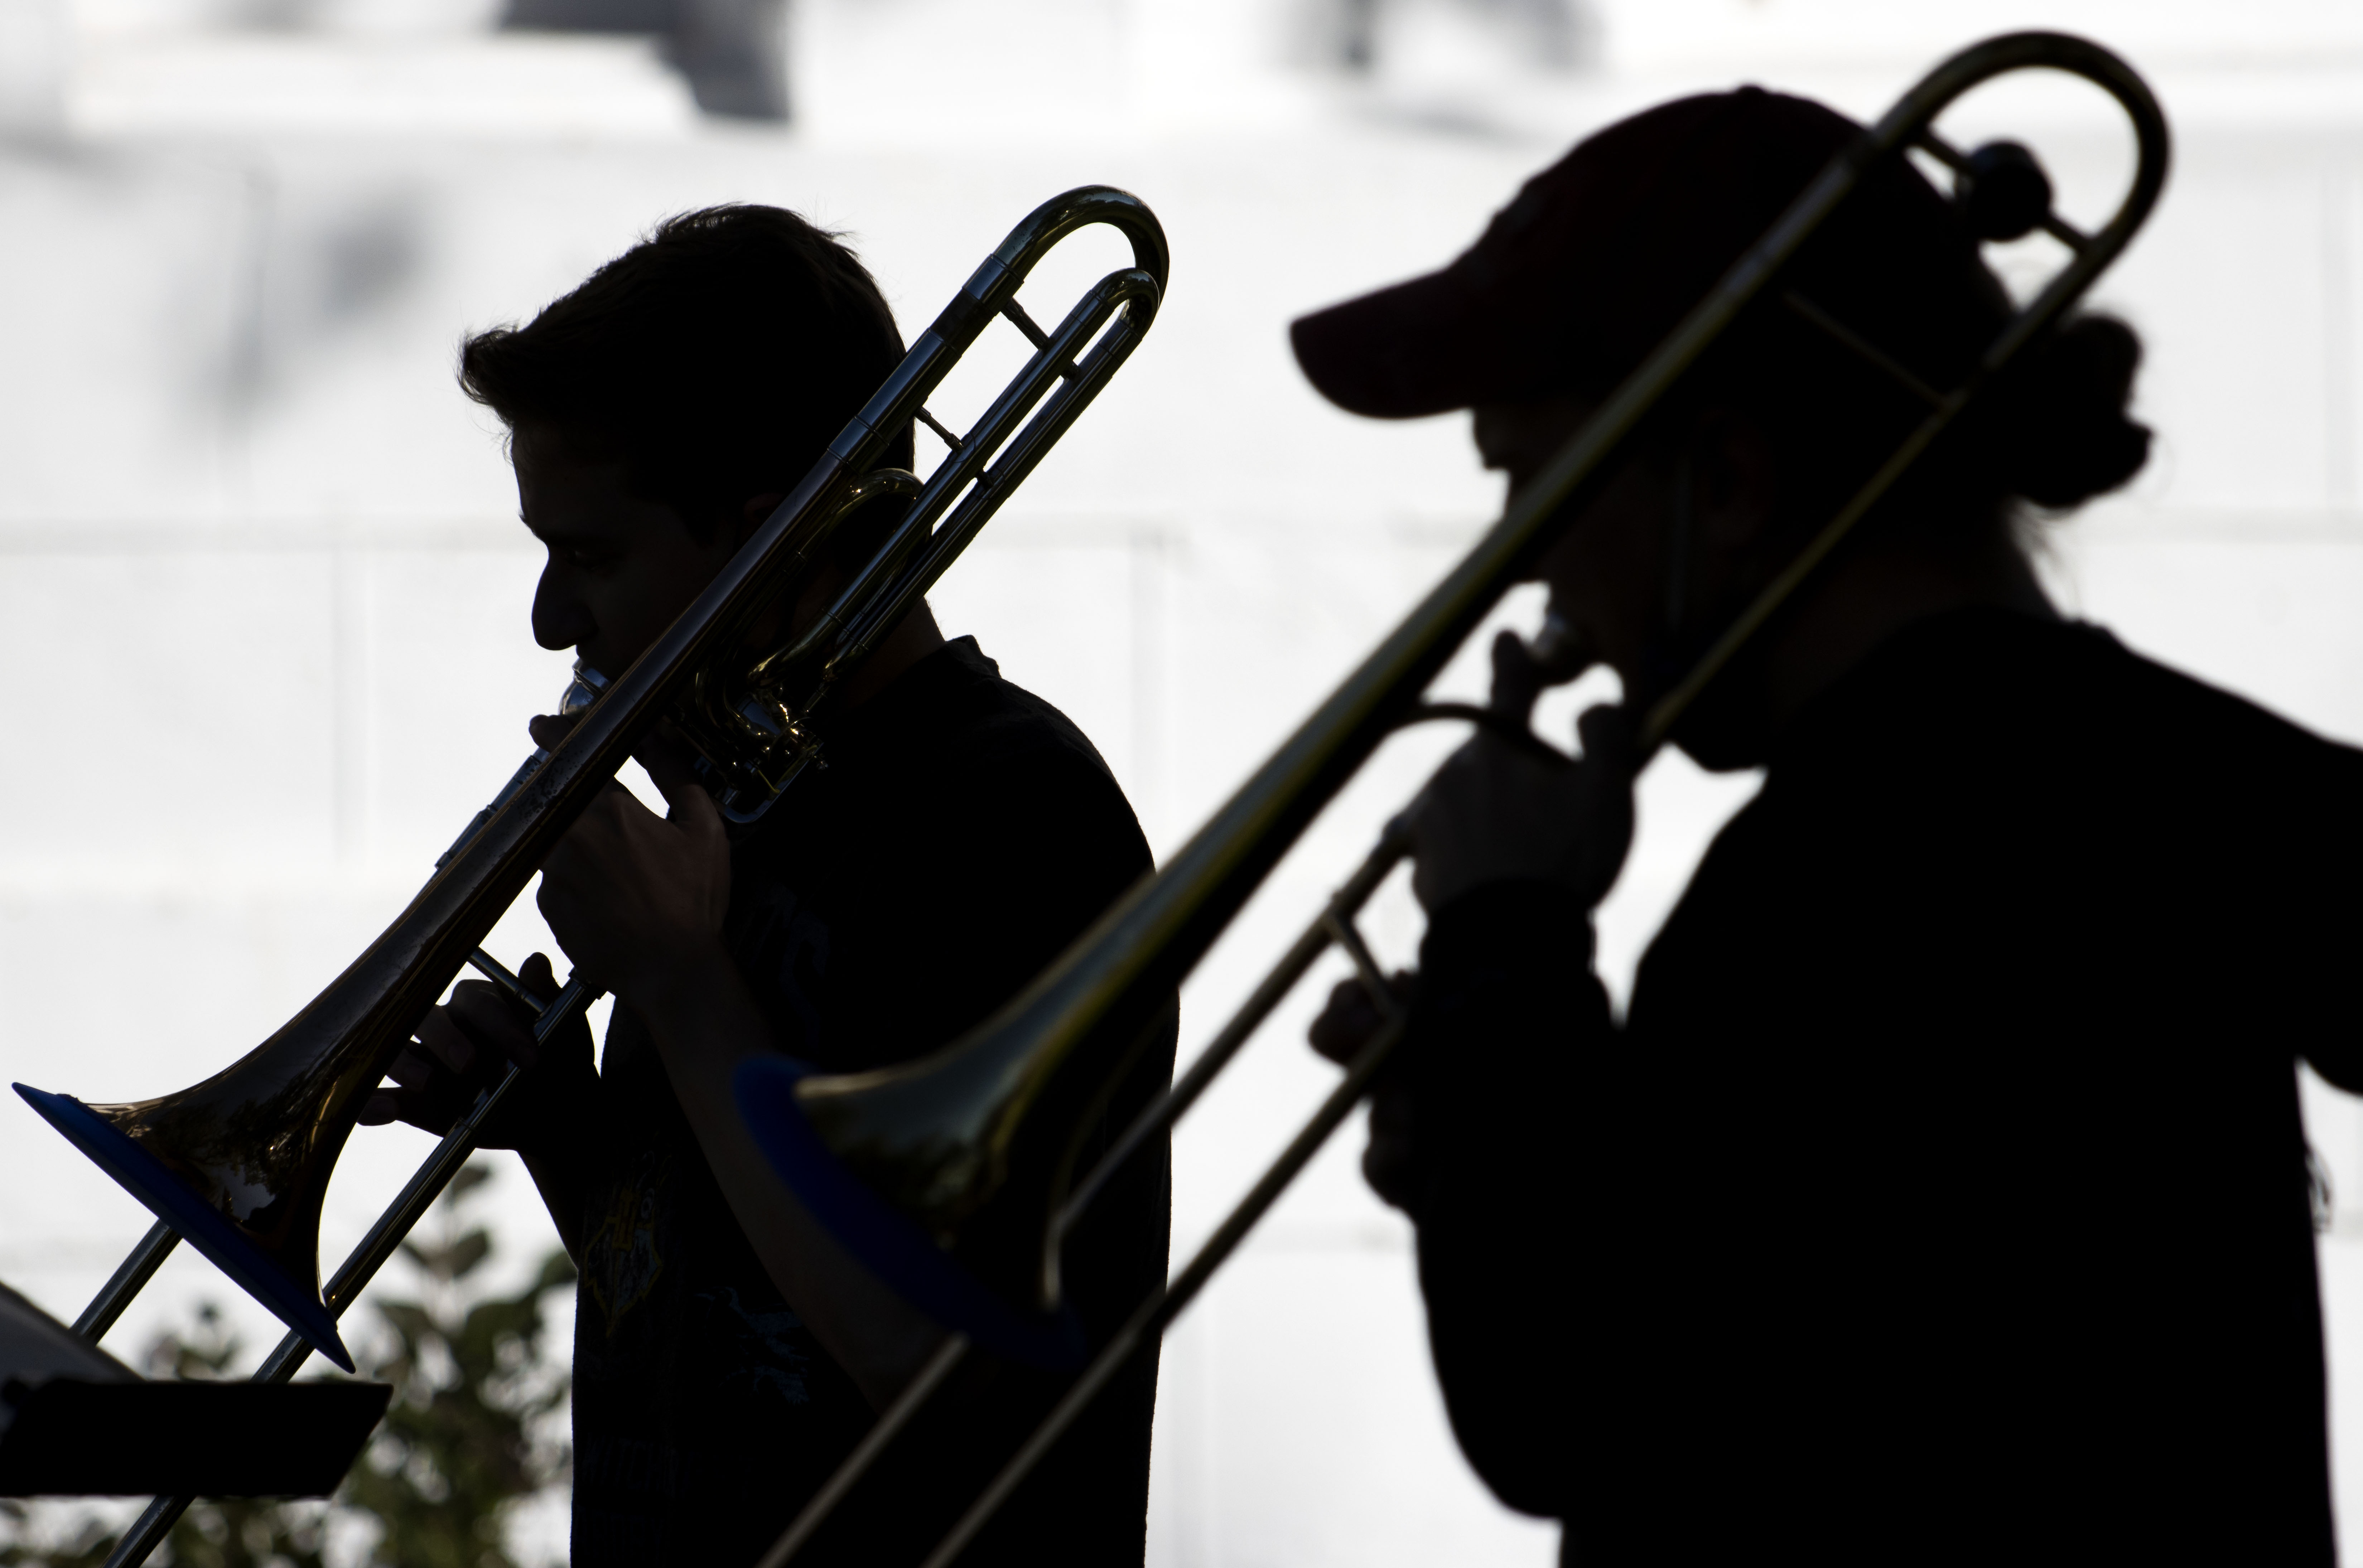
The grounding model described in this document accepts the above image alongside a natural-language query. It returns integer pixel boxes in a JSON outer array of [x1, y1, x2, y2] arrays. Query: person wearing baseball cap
[[1306, 88, 2360, 1563]]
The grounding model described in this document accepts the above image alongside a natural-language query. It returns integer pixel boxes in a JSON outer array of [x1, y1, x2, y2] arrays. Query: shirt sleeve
[[1405, 879, 1605, 1522]]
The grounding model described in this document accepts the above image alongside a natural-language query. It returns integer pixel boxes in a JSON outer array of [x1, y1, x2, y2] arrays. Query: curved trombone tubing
[[698, 199, 1170, 819], [748, 31, 2166, 1567]]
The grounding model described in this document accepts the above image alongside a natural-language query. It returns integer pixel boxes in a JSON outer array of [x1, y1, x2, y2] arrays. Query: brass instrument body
[[738, 32, 2171, 1567], [14, 187, 1169, 1378]]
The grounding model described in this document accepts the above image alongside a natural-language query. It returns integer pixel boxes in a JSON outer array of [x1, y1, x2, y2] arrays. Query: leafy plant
[[0, 1501, 115, 1568], [0, 1162, 574, 1568]]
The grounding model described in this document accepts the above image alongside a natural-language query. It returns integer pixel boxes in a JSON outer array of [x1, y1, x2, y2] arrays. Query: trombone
[[10, 185, 1168, 1567], [741, 30, 2169, 1567]]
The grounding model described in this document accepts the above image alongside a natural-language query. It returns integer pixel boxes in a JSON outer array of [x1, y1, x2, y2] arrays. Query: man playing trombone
[[1305, 87, 2361, 1561], [361, 206, 1171, 1567]]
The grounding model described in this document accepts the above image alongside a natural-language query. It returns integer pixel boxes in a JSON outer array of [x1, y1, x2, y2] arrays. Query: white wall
[[6, 3, 2363, 1564]]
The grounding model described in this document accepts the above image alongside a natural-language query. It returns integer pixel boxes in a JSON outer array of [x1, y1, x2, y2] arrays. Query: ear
[[738, 492, 789, 548], [1690, 408, 1778, 559]]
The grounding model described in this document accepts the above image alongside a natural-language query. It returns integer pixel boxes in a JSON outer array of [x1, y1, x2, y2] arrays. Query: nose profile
[[531, 558, 596, 653]]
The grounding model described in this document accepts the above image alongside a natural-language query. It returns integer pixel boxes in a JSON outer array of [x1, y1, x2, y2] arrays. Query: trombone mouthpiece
[[560, 660, 610, 718], [1523, 610, 1592, 684]]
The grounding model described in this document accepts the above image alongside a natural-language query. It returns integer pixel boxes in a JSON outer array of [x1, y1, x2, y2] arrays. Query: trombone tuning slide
[[10, 1085, 353, 1373]]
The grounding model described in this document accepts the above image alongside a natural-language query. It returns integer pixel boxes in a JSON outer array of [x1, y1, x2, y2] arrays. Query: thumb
[[1487, 629, 1544, 724], [638, 739, 725, 844], [529, 711, 582, 752], [520, 951, 561, 1002]]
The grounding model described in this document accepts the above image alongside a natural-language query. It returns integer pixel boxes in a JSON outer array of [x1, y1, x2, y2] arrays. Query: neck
[[1675, 523, 2055, 767], [1761, 526, 2056, 732], [832, 598, 948, 712]]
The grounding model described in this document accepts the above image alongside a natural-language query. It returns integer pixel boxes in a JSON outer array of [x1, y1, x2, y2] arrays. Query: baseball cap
[[1290, 87, 2006, 418]]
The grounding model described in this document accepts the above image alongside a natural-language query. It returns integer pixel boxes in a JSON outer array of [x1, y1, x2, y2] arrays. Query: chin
[[1670, 729, 1769, 774], [1661, 671, 1776, 773]]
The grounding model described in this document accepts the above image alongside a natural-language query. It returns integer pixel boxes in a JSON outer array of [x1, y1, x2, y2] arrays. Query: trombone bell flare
[[734, 1058, 1084, 1370], [734, 940, 1178, 1369], [12, 1085, 354, 1372]]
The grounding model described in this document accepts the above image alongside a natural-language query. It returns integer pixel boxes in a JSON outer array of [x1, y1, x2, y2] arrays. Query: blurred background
[[5, 0, 2363, 1563]]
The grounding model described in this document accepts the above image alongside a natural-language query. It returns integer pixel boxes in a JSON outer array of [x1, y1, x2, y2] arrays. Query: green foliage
[[0, 1502, 115, 1568], [0, 1163, 575, 1568]]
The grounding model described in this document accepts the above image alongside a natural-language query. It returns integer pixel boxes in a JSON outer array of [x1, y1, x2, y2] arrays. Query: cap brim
[[1291, 266, 1514, 420]]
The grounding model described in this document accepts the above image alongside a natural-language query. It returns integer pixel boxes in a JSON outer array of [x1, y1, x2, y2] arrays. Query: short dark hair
[[459, 204, 915, 544]]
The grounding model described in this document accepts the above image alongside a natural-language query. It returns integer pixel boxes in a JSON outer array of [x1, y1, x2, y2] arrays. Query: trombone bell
[[737, 1058, 1087, 1371], [734, 932, 1179, 1372], [15, 1075, 353, 1371]]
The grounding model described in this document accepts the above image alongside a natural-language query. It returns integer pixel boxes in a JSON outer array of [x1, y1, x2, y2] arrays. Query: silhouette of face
[[1474, 397, 1777, 705], [1474, 397, 1673, 689], [513, 423, 744, 680]]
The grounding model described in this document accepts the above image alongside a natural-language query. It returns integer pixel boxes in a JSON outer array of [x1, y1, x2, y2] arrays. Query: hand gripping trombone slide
[[739, 32, 2169, 1568], [9, 185, 1168, 1568]]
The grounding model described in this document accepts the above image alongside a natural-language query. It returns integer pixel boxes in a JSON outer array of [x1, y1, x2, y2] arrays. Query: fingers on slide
[[1488, 628, 1547, 723], [362, 953, 560, 1133]]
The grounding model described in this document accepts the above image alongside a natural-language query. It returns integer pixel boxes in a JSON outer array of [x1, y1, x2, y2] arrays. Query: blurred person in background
[[358, 206, 1171, 1568], [1301, 88, 2363, 1564]]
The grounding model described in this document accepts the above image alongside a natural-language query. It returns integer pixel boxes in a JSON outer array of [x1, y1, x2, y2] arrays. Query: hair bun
[[1996, 314, 2151, 509]]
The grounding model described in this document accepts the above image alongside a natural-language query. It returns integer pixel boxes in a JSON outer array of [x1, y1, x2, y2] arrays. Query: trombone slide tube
[[72, 1220, 178, 1347], [1055, 837, 1407, 1242], [752, 1332, 975, 1568], [753, 839, 1406, 1565], [920, 1017, 1407, 1568]]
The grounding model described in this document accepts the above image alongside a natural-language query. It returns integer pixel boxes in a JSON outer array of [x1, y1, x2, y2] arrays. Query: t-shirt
[[569, 637, 1171, 1568], [1407, 609, 2363, 1565]]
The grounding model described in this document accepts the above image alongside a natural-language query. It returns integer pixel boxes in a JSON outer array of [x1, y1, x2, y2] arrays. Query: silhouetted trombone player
[[363, 208, 1170, 1567], [1305, 87, 2360, 1562]]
